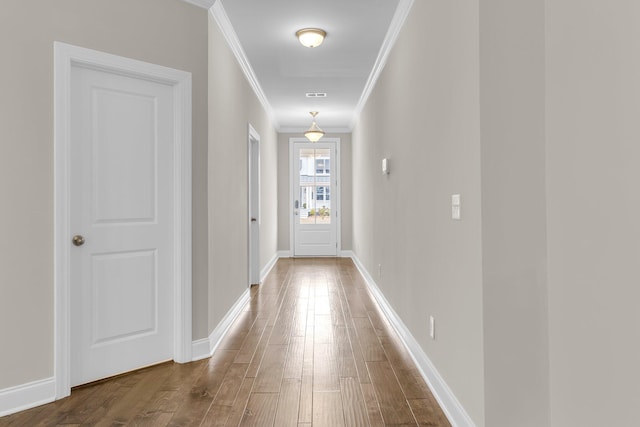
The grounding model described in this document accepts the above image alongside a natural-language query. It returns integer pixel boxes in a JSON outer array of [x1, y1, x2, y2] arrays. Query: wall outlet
[[378, 264, 382, 278], [429, 315, 435, 339]]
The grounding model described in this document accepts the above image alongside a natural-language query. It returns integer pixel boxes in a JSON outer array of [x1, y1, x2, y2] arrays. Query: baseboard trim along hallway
[[348, 253, 476, 427], [192, 288, 251, 362], [0, 377, 56, 418]]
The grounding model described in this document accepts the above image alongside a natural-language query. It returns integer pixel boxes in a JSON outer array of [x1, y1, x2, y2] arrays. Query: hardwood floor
[[0, 258, 451, 427]]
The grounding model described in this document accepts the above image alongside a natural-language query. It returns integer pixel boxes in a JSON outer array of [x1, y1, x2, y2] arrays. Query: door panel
[[92, 88, 157, 223], [293, 142, 338, 256], [70, 65, 173, 386], [91, 250, 157, 345]]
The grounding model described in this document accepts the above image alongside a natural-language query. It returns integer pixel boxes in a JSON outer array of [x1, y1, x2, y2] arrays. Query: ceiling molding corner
[[210, 2, 280, 130], [182, 0, 216, 10], [349, 0, 415, 130]]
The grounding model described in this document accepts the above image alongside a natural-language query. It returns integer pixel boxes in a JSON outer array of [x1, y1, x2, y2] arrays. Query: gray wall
[[277, 133, 352, 252], [208, 14, 278, 330], [0, 0, 208, 390], [546, 0, 640, 425], [479, 0, 549, 426], [352, 1, 486, 424], [355, 0, 640, 425]]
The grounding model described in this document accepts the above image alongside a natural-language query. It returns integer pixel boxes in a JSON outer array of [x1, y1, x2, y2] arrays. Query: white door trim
[[53, 42, 192, 399], [248, 124, 260, 285], [289, 137, 341, 256]]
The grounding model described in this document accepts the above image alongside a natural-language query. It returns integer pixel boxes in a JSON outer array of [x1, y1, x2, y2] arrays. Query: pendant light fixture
[[296, 28, 326, 48], [304, 111, 325, 142]]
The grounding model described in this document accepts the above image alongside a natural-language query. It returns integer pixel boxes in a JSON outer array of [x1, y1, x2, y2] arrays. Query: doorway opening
[[248, 125, 260, 285]]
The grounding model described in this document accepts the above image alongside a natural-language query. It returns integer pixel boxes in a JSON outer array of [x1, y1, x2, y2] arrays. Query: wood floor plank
[[339, 377, 369, 427], [313, 342, 340, 392], [199, 404, 234, 427], [221, 377, 254, 427], [408, 398, 452, 427], [312, 391, 346, 427], [245, 324, 274, 378], [352, 317, 387, 362], [212, 363, 250, 407], [283, 336, 305, 379], [361, 383, 386, 427], [273, 378, 301, 427], [234, 318, 268, 364], [367, 360, 417, 426], [297, 373, 314, 424], [239, 393, 278, 427], [253, 344, 287, 393], [166, 350, 238, 426]]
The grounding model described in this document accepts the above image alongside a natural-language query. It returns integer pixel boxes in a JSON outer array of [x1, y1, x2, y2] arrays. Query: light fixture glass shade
[[304, 112, 325, 142], [296, 28, 326, 48]]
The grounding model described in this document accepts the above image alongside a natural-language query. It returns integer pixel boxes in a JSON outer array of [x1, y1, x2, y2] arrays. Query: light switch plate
[[382, 158, 390, 174], [451, 194, 461, 220]]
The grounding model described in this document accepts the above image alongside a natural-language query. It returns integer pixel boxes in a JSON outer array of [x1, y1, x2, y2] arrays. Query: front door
[[292, 139, 339, 256], [69, 64, 174, 386]]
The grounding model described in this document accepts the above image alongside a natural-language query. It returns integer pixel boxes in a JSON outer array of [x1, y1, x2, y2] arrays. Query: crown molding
[[182, 0, 215, 10], [210, 2, 280, 130], [350, 0, 414, 130]]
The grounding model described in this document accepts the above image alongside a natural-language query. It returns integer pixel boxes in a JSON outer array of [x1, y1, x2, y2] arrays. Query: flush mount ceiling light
[[296, 28, 326, 48], [304, 111, 325, 142]]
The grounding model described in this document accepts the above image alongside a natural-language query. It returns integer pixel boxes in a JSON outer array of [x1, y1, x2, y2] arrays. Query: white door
[[248, 127, 260, 285], [292, 140, 339, 256], [69, 64, 174, 386]]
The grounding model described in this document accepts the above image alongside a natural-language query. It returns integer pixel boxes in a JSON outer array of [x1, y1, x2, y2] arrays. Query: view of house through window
[[299, 148, 331, 224]]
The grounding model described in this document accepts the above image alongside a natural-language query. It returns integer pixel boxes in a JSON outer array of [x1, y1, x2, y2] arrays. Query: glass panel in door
[[299, 148, 331, 225]]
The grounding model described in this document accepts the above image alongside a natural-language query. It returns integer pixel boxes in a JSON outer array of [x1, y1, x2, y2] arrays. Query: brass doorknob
[[72, 235, 85, 246]]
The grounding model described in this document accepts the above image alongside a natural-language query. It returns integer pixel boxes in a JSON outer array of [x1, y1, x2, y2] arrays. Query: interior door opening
[[249, 125, 260, 285]]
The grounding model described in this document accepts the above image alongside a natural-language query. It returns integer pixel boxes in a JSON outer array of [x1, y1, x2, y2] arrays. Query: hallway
[[1, 258, 450, 426]]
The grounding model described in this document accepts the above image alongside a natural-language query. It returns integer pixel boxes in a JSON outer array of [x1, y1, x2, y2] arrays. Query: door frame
[[53, 42, 193, 399], [248, 124, 260, 285], [289, 137, 341, 256]]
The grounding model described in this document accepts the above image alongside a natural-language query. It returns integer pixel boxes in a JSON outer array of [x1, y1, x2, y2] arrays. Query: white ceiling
[[219, 0, 402, 132]]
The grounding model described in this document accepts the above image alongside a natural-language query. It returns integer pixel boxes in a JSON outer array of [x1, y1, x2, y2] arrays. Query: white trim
[[54, 42, 193, 399], [350, 252, 476, 427], [289, 137, 341, 257], [0, 378, 56, 417], [340, 250, 354, 258], [191, 289, 251, 361], [191, 338, 211, 361], [350, 0, 415, 130], [260, 252, 280, 282], [181, 0, 215, 9], [210, 3, 279, 130], [278, 250, 292, 258]]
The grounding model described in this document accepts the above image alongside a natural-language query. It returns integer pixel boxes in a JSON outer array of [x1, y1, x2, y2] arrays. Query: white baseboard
[[260, 252, 280, 282], [277, 250, 292, 258], [191, 288, 251, 361], [350, 253, 476, 427], [275, 250, 352, 258], [0, 377, 56, 417]]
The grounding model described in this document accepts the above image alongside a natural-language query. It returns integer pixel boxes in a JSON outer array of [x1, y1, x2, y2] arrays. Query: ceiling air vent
[[305, 92, 327, 98]]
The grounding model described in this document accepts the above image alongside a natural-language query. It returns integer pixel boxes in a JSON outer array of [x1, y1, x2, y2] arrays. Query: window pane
[[299, 148, 330, 225]]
